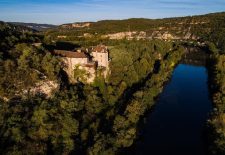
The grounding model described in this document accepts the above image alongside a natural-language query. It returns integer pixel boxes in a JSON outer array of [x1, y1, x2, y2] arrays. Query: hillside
[[0, 21, 41, 52], [57, 12, 225, 33], [0, 21, 60, 98], [0, 21, 36, 32], [44, 12, 225, 49]]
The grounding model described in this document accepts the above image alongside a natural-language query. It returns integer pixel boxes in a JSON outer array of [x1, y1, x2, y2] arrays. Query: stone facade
[[64, 57, 88, 77], [53, 45, 109, 83], [91, 45, 109, 68], [91, 45, 109, 78]]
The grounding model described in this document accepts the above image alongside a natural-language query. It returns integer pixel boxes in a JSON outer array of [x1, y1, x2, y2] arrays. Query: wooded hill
[[9, 22, 57, 31], [44, 12, 225, 49]]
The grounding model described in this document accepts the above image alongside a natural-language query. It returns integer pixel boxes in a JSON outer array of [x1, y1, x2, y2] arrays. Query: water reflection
[[181, 48, 208, 66], [128, 50, 212, 155]]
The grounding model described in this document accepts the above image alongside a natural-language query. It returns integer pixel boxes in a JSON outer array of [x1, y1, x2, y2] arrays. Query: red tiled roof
[[53, 50, 88, 58], [92, 45, 108, 53]]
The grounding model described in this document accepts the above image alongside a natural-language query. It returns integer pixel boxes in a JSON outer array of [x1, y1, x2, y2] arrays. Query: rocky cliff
[[101, 30, 199, 40], [61, 22, 92, 29]]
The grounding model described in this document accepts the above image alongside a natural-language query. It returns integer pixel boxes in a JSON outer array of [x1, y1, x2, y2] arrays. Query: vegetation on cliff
[[0, 23, 185, 154], [207, 42, 225, 154], [0, 22, 61, 99]]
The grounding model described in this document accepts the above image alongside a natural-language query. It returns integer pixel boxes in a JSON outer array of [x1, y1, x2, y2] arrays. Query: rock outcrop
[[24, 80, 59, 98], [101, 30, 197, 41], [61, 22, 91, 29]]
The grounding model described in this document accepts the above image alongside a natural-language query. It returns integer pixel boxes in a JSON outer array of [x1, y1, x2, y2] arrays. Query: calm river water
[[130, 62, 213, 155]]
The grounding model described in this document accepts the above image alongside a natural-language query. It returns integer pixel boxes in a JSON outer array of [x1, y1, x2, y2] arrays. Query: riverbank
[[205, 47, 225, 154], [121, 48, 213, 155], [137, 64, 212, 155]]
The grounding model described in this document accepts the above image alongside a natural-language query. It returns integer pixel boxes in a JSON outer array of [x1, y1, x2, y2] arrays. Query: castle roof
[[53, 50, 88, 58], [92, 45, 108, 53]]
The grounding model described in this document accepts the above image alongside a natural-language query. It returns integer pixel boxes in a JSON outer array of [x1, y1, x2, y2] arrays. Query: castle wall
[[56, 46, 109, 83], [92, 52, 109, 69], [63, 57, 88, 78], [62, 57, 96, 83], [82, 66, 96, 83]]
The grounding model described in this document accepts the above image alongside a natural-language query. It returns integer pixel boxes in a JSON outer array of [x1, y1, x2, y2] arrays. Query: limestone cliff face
[[28, 80, 59, 97], [18, 80, 59, 98], [61, 22, 91, 28], [102, 31, 136, 40], [101, 30, 199, 41], [102, 31, 147, 40]]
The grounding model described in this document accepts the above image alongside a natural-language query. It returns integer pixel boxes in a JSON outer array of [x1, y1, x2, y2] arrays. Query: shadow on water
[[123, 48, 213, 155], [181, 47, 208, 66]]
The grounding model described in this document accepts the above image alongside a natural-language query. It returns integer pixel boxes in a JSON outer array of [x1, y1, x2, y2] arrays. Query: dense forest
[[0, 21, 185, 154], [207, 41, 225, 154], [0, 11, 225, 154]]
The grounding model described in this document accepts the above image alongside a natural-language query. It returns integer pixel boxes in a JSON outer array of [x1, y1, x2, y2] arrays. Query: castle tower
[[92, 45, 109, 69]]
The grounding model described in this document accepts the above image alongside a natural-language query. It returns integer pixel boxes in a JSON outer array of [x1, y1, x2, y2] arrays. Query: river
[[128, 51, 213, 155]]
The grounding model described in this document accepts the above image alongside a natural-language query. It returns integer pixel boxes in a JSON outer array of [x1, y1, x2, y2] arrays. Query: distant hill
[[0, 21, 41, 53], [44, 12, 225, 49], [56, 12, 225, 33], [0, 21, 36, 32], [9, 22, 57, 31]]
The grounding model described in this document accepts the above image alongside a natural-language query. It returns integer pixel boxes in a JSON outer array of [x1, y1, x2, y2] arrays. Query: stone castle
[[53, 45, 109, 83]]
